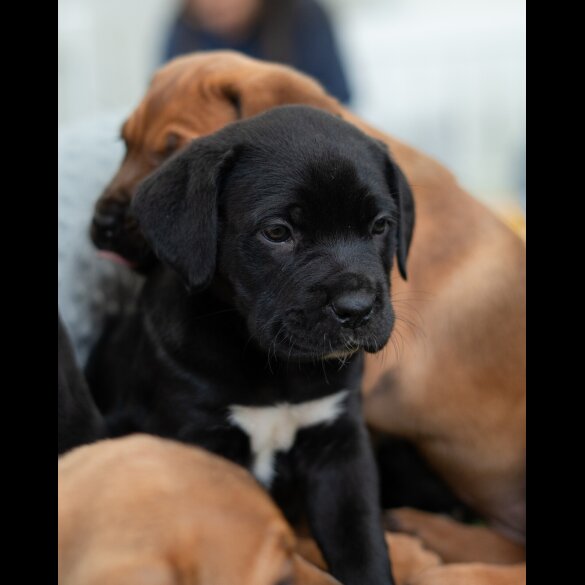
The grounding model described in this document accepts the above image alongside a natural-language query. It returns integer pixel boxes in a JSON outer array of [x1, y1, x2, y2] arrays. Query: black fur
[[58, 311, 106, 455], [87, 106, 415, 585], [375, 435, 478, 523]]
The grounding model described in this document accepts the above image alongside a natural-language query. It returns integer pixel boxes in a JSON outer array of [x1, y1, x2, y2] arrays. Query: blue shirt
[[163, 0, 351, 104]]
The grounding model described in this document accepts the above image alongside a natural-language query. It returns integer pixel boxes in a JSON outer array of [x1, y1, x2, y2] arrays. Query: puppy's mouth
[[266, 323, 390, 361]]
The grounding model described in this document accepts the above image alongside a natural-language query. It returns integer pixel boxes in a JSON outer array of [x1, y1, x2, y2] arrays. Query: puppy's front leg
[[299, 404, 394, 585]]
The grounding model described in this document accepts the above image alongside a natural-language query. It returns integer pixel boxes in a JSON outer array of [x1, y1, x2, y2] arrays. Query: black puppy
[[58, 311, 106, 455], [87, 106, 414, 585]]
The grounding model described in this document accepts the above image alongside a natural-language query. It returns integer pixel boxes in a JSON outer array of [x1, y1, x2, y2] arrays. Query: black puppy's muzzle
[[266, 270, 393, 360]]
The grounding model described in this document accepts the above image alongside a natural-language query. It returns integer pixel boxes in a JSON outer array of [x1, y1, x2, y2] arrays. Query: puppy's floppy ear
[[388, 159, 415, 280], [131, 136, 237, 292], [371, 140, 415, 280], [214, 64, 343, 119]]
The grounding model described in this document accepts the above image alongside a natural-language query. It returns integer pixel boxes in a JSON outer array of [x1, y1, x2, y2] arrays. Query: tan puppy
[[58, 435, 339, 585], [91, 51, 526, 563], [59, 435, 440, 585]]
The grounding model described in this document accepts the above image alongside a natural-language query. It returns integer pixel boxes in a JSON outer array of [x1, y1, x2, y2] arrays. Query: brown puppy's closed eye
[[58, 435, 340, 585]]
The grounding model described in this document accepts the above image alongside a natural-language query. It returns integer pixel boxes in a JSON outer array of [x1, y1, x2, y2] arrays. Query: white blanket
[[58, 111, 143, 366]]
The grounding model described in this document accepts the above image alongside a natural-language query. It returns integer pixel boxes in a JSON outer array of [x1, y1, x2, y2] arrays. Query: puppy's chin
[[320, 331, 392, 359], [258, 324, 393, 362]]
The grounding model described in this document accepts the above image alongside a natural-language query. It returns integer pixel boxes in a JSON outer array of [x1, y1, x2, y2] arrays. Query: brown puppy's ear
[[293, 554, 342, 585], [131, 136, 238, 292], [215, 65, 343, 119]]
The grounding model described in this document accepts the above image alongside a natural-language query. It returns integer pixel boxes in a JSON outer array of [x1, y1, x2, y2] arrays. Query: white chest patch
[[228, 390, 348, 487]]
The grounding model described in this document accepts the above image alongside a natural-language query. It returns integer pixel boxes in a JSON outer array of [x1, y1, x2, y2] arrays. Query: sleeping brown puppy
[[91, 51, 525, 565], [58, 435, 340, 585], [58, 435, 441, 585]]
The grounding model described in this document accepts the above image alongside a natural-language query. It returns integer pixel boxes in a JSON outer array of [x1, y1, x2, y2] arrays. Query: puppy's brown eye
[[262, 225, 292, 243], [371, 217, 389, 235], [149, 133, 181, 165]]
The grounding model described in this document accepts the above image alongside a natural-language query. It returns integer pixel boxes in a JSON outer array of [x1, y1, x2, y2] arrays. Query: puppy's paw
[[385, 507, 440, 539], [407, 563, 526, 585], [385, 507, 466, 563], [385, 508, 525, 565], [385, 533, 441, 585], [296, 532, 441, 585]]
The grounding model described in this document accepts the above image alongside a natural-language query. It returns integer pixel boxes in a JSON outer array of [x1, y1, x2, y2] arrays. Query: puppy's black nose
[[92, 211, 119, 230], [91, 200, 129, 246], [330, 291, 375, 328]]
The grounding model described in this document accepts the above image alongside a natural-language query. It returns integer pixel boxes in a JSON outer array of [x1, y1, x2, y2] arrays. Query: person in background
[[163, 0, 352, 104]]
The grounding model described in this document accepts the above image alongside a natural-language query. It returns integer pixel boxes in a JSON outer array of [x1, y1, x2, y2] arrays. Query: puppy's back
[[59, 436, 295, 585]]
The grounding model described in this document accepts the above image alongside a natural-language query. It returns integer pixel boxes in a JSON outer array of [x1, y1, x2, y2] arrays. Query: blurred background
[[58, 0, 525, 212]]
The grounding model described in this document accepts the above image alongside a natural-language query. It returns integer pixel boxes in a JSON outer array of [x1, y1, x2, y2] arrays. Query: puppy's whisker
[[390, 296, 428, 323], [377, 341, 388, 367], [334, 333, 352, 370], [274, 323, 287, 350], [265, 322, 285, 373], [287, 337, 294, 364], [321, 362, 330, 384], [390, 333, 400, 362], [395, 314, 426, 341], [391, 291, 433, 301]]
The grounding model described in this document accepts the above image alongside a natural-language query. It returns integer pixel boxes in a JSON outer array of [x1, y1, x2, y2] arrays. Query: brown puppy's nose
[[330, 290, 375, 328]]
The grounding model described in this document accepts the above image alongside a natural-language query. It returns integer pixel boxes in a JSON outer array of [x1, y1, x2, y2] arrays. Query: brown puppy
[[59, 435, 440, 585], [58, 435, 340, 585], [91, 51, 526, 563]]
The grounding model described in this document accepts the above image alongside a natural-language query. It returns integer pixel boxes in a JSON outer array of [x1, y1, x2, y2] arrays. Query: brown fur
[[408, 563, 526, 585], [59, 436, 441, 585], [94, 51, 526, 564], [296, 533, 441, 585], [58, 435, 340, 585]]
